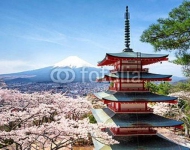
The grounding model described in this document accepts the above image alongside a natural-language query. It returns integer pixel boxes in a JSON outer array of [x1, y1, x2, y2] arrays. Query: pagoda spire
[[123, 6, 133, 52]]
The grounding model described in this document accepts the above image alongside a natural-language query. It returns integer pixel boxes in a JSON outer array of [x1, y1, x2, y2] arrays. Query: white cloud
[[0, 59, 184, 78], [146, 61, 183, 77], [16, 30, 67, 46], [0, 60, 45, 74]]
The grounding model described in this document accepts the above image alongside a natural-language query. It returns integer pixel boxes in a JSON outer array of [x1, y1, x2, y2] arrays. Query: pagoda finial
[[123, 6, 133, 52]]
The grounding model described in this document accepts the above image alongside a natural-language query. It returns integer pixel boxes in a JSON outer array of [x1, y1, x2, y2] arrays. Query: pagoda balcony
[[110, 128, 157, 136], [108, 104, 153, 113], [109, 87, 149, 92], [110, 68, 149, 73]]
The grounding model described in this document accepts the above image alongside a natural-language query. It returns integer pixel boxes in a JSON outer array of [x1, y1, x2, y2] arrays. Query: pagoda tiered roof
[[91, 5, 189, 150], [98, 52, 168, 66], [92, 132, 189, 150], [94, 91, 177, 102], [92, 108, 183, 128], [98, 72, 172, 81]]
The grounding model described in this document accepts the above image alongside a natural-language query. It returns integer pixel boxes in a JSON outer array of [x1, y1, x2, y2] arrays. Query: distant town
[[0, 80, 109, 97]]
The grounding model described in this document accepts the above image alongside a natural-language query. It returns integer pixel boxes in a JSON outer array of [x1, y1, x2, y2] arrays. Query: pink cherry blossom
[[0, 88, 118, 149]]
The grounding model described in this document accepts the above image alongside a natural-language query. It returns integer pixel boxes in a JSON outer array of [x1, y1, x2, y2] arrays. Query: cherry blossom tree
[[0, 89, 118, 150], [151, 91, 190, 137]]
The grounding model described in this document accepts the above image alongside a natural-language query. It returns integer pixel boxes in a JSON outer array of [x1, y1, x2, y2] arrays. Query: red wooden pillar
[[114, 102, 116, 111], [141, 62, 142, 71], [143, 81, 145, 90], [119, 60, 122, 91], [145, 102, 147, 111], [118, 102, 121, 111], [119, 79, 121, 91], [120, 59, 122, 71]]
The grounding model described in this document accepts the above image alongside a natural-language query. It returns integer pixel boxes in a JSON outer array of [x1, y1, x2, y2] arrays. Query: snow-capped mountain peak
[[54, 56, 96, 68]]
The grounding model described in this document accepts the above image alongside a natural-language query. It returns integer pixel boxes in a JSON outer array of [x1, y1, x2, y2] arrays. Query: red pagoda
[[91, 6, 189, 150]]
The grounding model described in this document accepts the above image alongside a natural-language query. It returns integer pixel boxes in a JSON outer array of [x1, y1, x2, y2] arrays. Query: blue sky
[[0, 0, 185, 76]]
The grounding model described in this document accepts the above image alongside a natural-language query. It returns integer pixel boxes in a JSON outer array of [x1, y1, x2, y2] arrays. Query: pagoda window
[[121, 65, 129, 71], [111, 128, 155, 135], [119, 128, 149, 132], [122, 64, 141, 69], [121, 79, 142, 83], [120, 83, 144, 91], [121, 83, 143, 87], [122, 60, 141, 63], [120, 103, 145, 111], [119, 60, 142, 71], [115, 128, 157, 135]]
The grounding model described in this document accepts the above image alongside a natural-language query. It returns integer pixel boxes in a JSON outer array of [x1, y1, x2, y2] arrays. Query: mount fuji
[[0, 56, 108, 83], [54, 56, 96, 68], [0, 56, 187, 84]]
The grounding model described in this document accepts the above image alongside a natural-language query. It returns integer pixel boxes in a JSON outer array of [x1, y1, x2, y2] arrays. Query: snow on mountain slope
[[54, 56, 96, 68]]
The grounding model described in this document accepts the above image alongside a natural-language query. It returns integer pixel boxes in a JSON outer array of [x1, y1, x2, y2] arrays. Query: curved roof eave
[[104, 72, 172, 80], [107, 52, 169, 59], [92, 108, 183, 128], [98, 52, 169, 66], [94, 91, 177, 102]]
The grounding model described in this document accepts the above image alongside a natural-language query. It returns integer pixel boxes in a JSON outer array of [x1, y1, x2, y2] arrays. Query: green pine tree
[[140, 1, 190, 76]]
